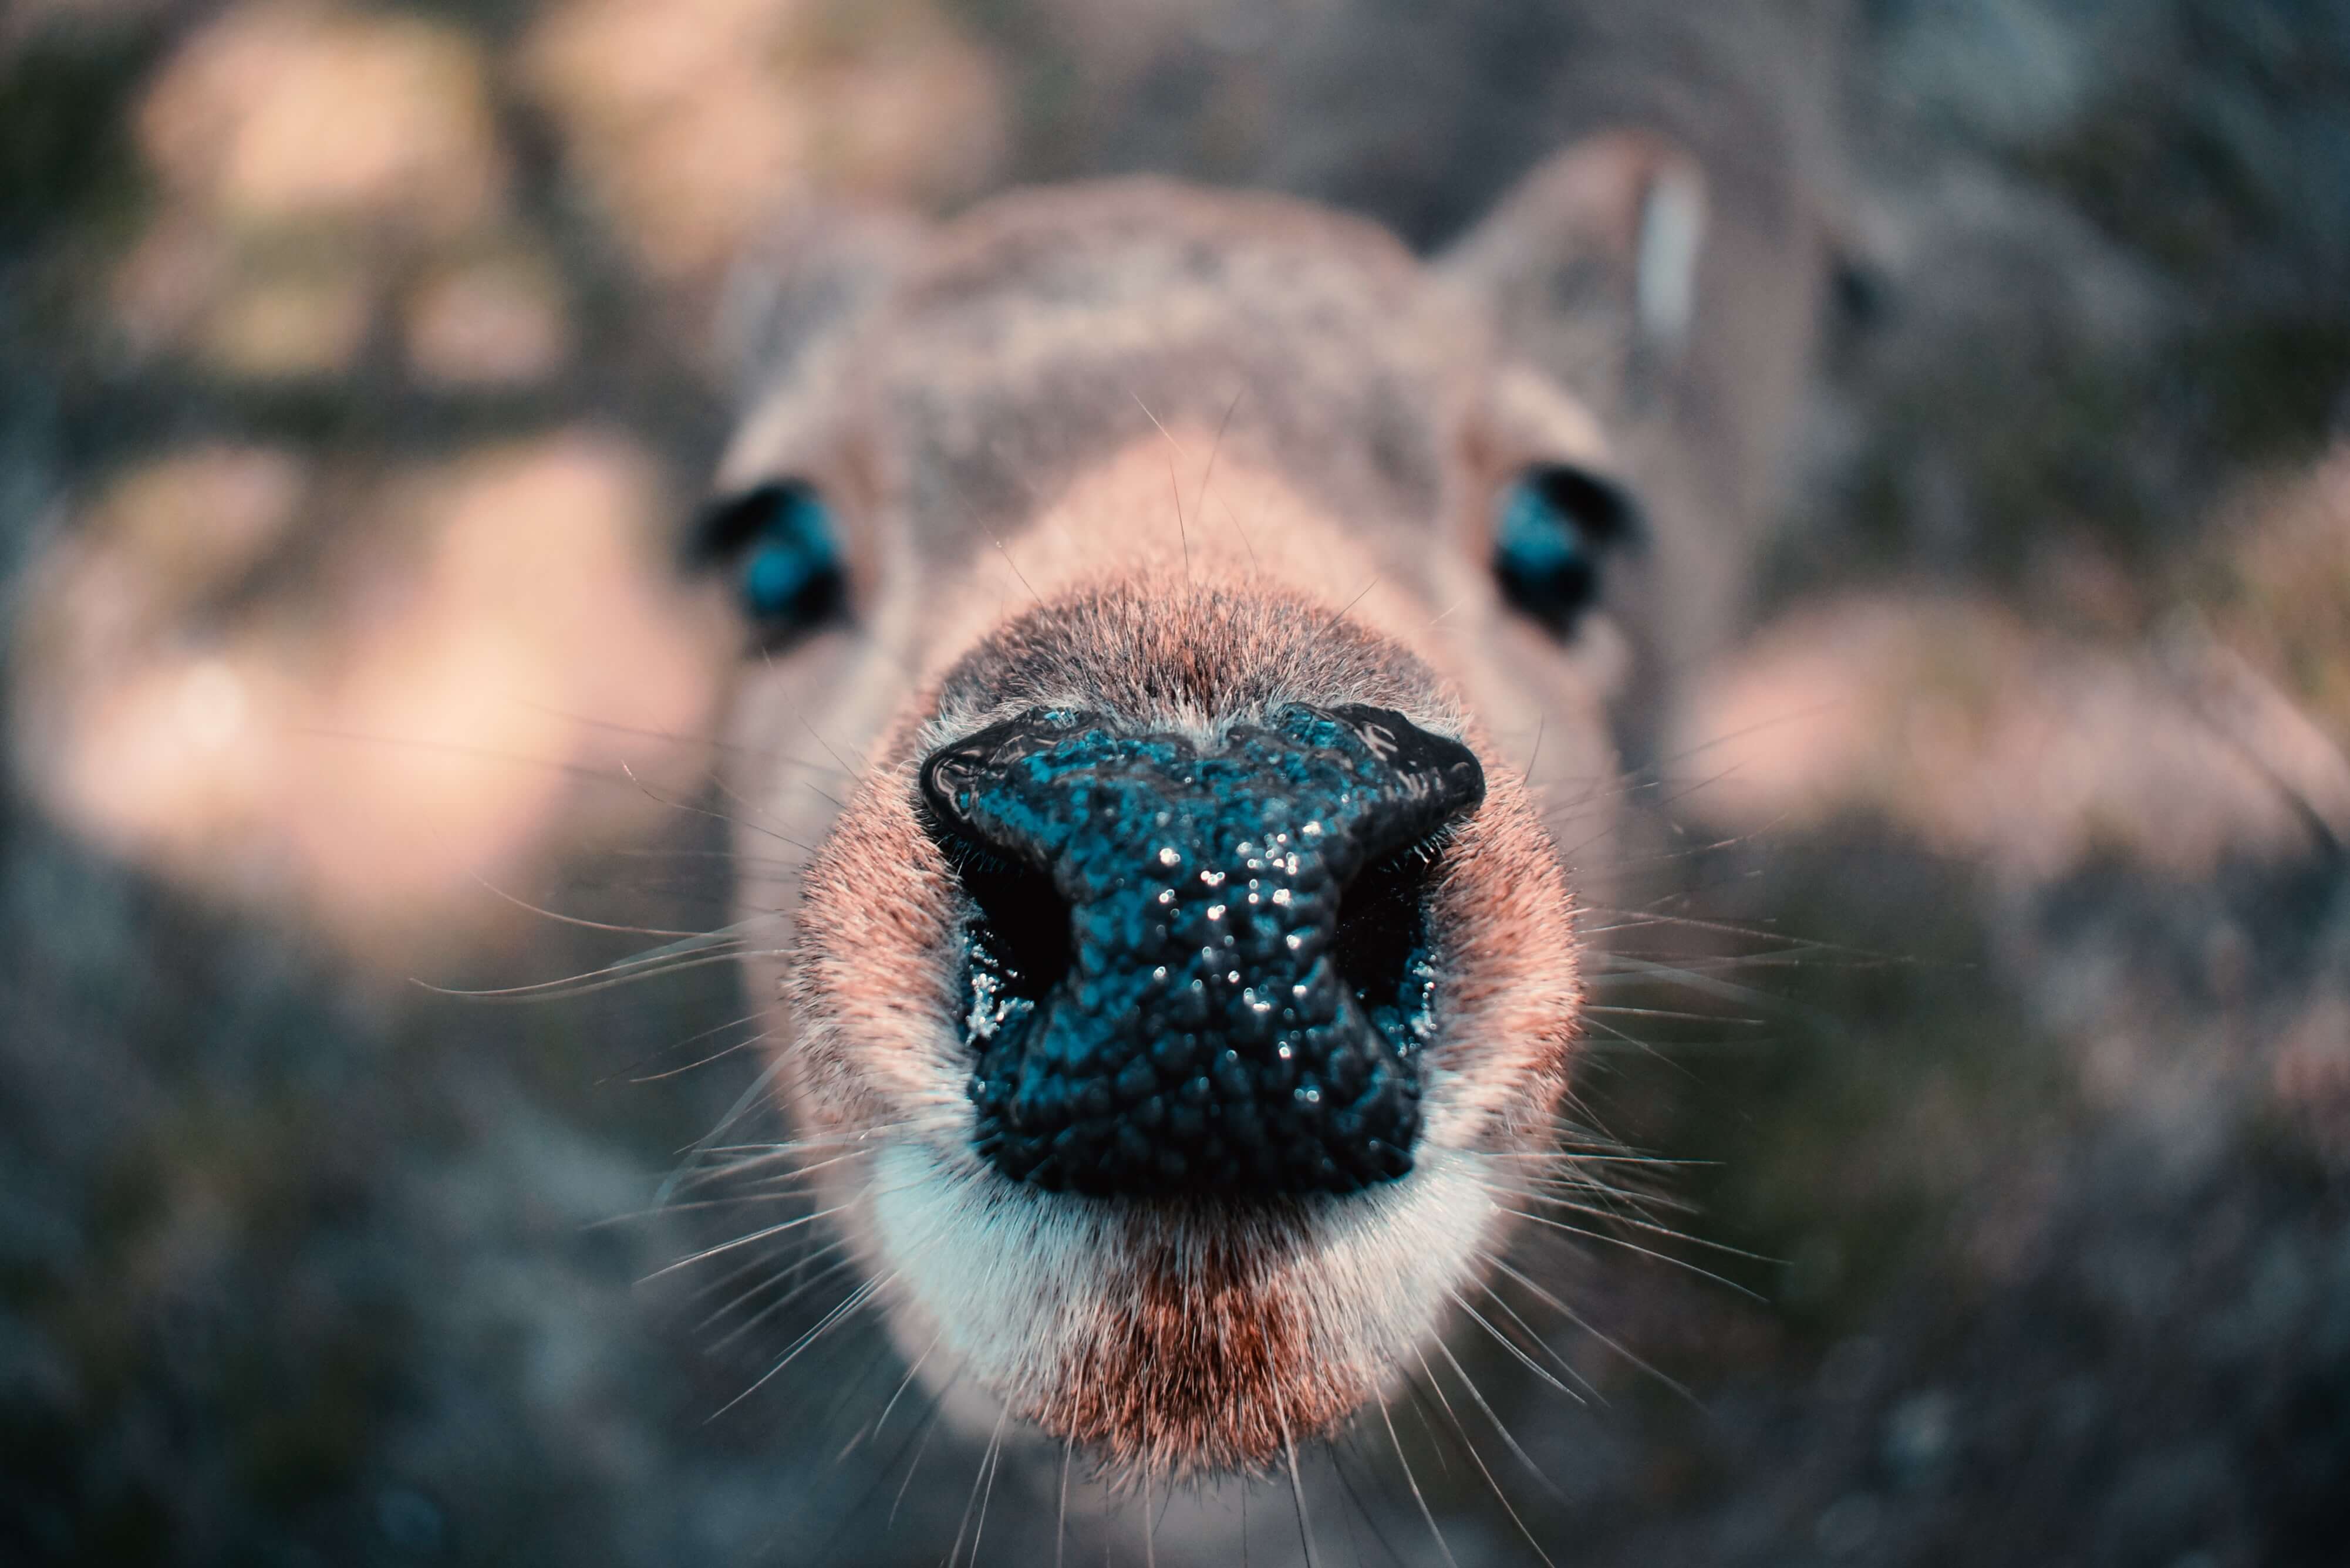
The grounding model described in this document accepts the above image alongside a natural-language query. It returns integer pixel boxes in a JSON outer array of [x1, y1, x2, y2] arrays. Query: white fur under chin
[[862, 1139, 1505, 1448]]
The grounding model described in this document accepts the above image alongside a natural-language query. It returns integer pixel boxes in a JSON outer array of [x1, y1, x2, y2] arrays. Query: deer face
[[694, 149, 1782, 1478]]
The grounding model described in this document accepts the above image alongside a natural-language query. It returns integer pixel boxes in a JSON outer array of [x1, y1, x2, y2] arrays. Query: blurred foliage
[[2, 1, 2346, 1564]]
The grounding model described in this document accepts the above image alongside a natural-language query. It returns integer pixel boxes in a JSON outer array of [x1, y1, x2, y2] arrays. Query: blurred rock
[[137, 2, 506, 238], [1675, 592, 2325, 884], [520, 0, 1006, 284], [196, 241, 373, 379], [402, 247, 572, 389], [2197, 444, 2350, 749], [10, 432, 731, 970]]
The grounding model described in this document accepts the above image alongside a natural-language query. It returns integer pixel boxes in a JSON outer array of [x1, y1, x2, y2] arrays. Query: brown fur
[[716, 137, 1821, 1478]]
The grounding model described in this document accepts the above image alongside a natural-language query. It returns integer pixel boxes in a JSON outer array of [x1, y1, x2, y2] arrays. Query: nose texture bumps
[[921, 704, 1485, 1196]]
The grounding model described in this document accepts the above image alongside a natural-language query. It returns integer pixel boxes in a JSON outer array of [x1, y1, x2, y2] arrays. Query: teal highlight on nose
[[921, 703, 1484, 1197]]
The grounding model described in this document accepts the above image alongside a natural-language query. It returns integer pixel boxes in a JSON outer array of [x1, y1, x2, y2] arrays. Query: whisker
[[1656, 696, 1850, 772], [1427, 1337, 1569, 1507], [1584, 902, 1917, 970], [413, 947, 745, 1002], [669, 1137, 926, 1196], [868, 1327, 946, 1448], [704, 1142, 899, 1195], [1217, 495, 1261, 569], [1380, 1394, 1460, 1568], [889, 1367, 967, 1529], [1402, 1375, 1454, 1479], [656, 1052, 796, 1201], [1128, 382, 1200, 584], [703, 1246, 859, 1347], [1327, 1437, 1407, 1568], [1199, 386, 1245, 517], [1056, 1438, 1073, 1568], [490, 696, 853, 773], [1576, 1012, 1698, 1078], [810, 1333, 904, 1461], [707, 1269, 893, 1422], [1474, 1145, 1707, 1167], [586, 1185, 831, 1229], [463, 872, 717, 939], [1446, 1287, 1588, 1404], [282, 723, 669, 787], [1518, 1188, 1775, 1263], [949, 1405, 1011, 1568], [623, 1024, 767, 1084], [1410, 1355, 1557, 1565], [791, 707, 867, 774], [1499, 1204, 1766, 1296], [1142, 1461, 1158, 1568], [1277, 1411, 1323, 1568], [1476, 1277, 1603, 1401], [1489, 1255, 1711, 1415], [1583, 1001, 1763, 1024], [704, 767, 795, 837], [643, 1201, 857, 1282], [1169, 463, 1189, 582], [602, 1009, 770, 1085], [1330, 574, 1381, 626], [621, 760, 816, 851], [1584, 952, 1793, 1008], [667, 1115, 959, 1192]]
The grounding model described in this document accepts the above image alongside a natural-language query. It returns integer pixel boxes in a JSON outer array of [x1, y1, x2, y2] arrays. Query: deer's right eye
[[1491, 464, 1640, 639], [690, 480, 847, 650]]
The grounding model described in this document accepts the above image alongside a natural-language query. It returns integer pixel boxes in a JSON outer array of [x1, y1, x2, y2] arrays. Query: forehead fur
[[896, 437, 1501, 765], [933, 578, 1442, 738], [867, 178, 1493, 545]]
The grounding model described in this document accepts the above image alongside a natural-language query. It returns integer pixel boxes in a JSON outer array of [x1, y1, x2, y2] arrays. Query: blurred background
[[2, 1, 2346, 1563]]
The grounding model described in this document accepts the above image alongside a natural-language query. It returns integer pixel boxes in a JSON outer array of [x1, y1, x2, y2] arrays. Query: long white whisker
[[1055, 1439, 1073, 1568], [643, 1201, 857, 1282], [621, 760, 815, 851], [1279, 1412, 1322, 1568], [889, 1367, 966, 1529], [1489, 1255, 1711, 1414], [414, 949, 749, 1002], [1517, 1188, 1776, 1262], [1380, 1394, 1460, 1568], [1412, 1347, 1558, 1564], [1429, 1335, 1569, 1504], [871, 1328, 946, 1445], [707, 1270, 892, 1421], [702, 1246, 859, 1345], [1446, 1287, 1588, 1404], [1498, 1205, 1766, 1296]]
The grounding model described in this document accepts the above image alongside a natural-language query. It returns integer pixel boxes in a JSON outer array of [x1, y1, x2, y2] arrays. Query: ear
[[712, 199, 930, 402], [1441, 130, 1710, 390]]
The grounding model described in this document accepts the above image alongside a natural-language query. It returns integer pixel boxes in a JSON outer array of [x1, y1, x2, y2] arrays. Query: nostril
[[917, 712, 1083, 1021], [1331, 834, 1447, 1050], [940, 838, 1073, 1011]]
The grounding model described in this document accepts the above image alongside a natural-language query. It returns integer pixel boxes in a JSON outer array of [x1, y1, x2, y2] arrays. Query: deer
[[682, 80, 1826, 1516]]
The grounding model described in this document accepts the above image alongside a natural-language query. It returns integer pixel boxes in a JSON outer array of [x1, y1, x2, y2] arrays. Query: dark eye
[[690, 481, 847, 648], [1491, 464, 1639, 636]]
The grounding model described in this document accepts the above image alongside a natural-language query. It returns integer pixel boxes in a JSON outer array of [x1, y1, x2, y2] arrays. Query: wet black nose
[[919, 704, 1484, 1197]]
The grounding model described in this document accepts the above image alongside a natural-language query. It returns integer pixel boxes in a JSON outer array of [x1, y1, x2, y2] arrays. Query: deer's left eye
[[1491, 464, 1639, 639], [690, 480, 846, 649]]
